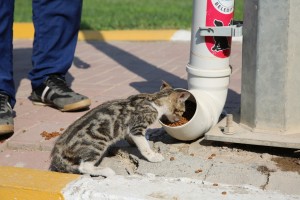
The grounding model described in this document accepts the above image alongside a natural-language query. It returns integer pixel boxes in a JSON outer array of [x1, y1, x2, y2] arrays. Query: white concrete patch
[[62, 175, 298, 200], [170, 30, 191, 41]]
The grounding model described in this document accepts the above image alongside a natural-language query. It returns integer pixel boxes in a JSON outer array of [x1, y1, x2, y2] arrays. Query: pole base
[[205, 116, 300, 149]]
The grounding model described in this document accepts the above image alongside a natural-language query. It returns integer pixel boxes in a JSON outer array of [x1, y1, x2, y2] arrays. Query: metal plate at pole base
[[205, 117, 300, 149]]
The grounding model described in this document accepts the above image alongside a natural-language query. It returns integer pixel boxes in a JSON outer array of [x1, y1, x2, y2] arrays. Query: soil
[[271, 157, 300, 174], [257, 165, 276, 175]]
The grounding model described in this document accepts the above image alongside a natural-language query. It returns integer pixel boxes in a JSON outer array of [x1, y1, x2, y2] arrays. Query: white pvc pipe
[[160, 0, 234, 141]]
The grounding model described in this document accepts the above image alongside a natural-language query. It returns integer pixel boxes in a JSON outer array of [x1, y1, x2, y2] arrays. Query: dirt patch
[[257, 165, 275, 175], [40, 131, 61, 140], [108, 147, 140, 175], [257, 165, 276, 190], [271, 157, 300, 174]]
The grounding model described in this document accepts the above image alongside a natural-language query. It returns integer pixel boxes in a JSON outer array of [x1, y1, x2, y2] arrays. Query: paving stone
[[266, 171, 300, 195], [0, 149, 50, 170]]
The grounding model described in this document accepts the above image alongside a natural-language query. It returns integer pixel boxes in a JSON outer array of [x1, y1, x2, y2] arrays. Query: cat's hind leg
[[78, 161, 115, 177]]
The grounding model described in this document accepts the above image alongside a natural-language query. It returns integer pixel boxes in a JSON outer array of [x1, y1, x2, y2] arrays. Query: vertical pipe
[[161, 0, 234, 141], [187, 0, 234, 127], [188, 0, 234, 70]]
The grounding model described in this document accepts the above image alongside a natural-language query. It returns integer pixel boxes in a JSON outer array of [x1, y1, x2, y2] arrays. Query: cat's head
[[156, 81, 191, 122]]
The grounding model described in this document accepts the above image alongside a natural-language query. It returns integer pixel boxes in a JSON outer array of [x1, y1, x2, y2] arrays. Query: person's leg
[[0, 0, 15, 107], [30, 0, 82, 88], [29, 0, 91, 111], [0, 0, 15, 134]]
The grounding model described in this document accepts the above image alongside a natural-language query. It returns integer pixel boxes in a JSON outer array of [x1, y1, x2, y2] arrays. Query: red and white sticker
[[211, 0, 234, 14], [205, 0, 234, 58]]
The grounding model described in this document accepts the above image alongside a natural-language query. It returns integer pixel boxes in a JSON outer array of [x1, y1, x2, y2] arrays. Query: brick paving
[[0, 40, 241, 171]]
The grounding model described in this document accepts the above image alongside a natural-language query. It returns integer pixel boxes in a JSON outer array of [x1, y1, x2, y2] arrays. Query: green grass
[[81, 0, 193, 30], [234, 0, 244, 22], [14, 0, 243, 30]]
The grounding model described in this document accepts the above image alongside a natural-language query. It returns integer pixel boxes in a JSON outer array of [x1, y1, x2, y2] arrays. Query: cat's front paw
[[146, 152, 165, 163], [100, 167, 116, 177], [89, 167, 116, 178]]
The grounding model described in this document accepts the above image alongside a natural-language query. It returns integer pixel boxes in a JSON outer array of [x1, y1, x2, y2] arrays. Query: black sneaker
[[30, 75, 91, 111], [0, 93, 14, 134]]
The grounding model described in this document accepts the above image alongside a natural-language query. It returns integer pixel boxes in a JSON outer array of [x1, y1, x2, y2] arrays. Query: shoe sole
[[32, 99, 91, 112], [0, 125, 14, 135], [62, 99, 91, 111]]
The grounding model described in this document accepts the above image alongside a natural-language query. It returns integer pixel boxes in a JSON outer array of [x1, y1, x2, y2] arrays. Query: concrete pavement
[[0, 38, 300, 199]]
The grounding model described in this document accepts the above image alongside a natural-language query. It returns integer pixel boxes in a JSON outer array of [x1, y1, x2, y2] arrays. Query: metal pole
[[206, 0, 300, 149]]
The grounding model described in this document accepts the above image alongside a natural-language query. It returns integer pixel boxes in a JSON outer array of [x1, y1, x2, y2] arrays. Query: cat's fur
[[49, 81, 190, 177]]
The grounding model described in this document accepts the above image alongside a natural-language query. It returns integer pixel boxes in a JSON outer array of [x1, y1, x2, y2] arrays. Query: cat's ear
[[177, 91, 190, 103], [160, 80, 172, 90]]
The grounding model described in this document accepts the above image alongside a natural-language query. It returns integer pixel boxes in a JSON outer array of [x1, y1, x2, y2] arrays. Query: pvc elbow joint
[[160, 66, 231, 141]]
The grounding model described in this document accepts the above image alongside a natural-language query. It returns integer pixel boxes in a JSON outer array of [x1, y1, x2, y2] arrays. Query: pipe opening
[[160, 89, 196, 128]]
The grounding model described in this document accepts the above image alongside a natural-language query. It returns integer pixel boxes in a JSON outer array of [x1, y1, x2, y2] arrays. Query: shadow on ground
[[13, 47, 76, 94]]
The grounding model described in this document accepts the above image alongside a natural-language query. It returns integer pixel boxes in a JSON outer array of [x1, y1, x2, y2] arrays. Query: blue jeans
[[0, 0, 82, 107]]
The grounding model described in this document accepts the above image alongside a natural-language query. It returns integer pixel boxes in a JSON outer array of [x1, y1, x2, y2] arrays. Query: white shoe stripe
[[6, 102, 12, 110], [41, 86, 50, 102]]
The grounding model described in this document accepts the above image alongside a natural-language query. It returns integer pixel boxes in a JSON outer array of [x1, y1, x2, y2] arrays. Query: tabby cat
[[49, 81, 190, 177]]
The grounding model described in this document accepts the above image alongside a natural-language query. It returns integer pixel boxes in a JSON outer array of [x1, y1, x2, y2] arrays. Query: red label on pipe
[[205, 0, 234, 58]]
